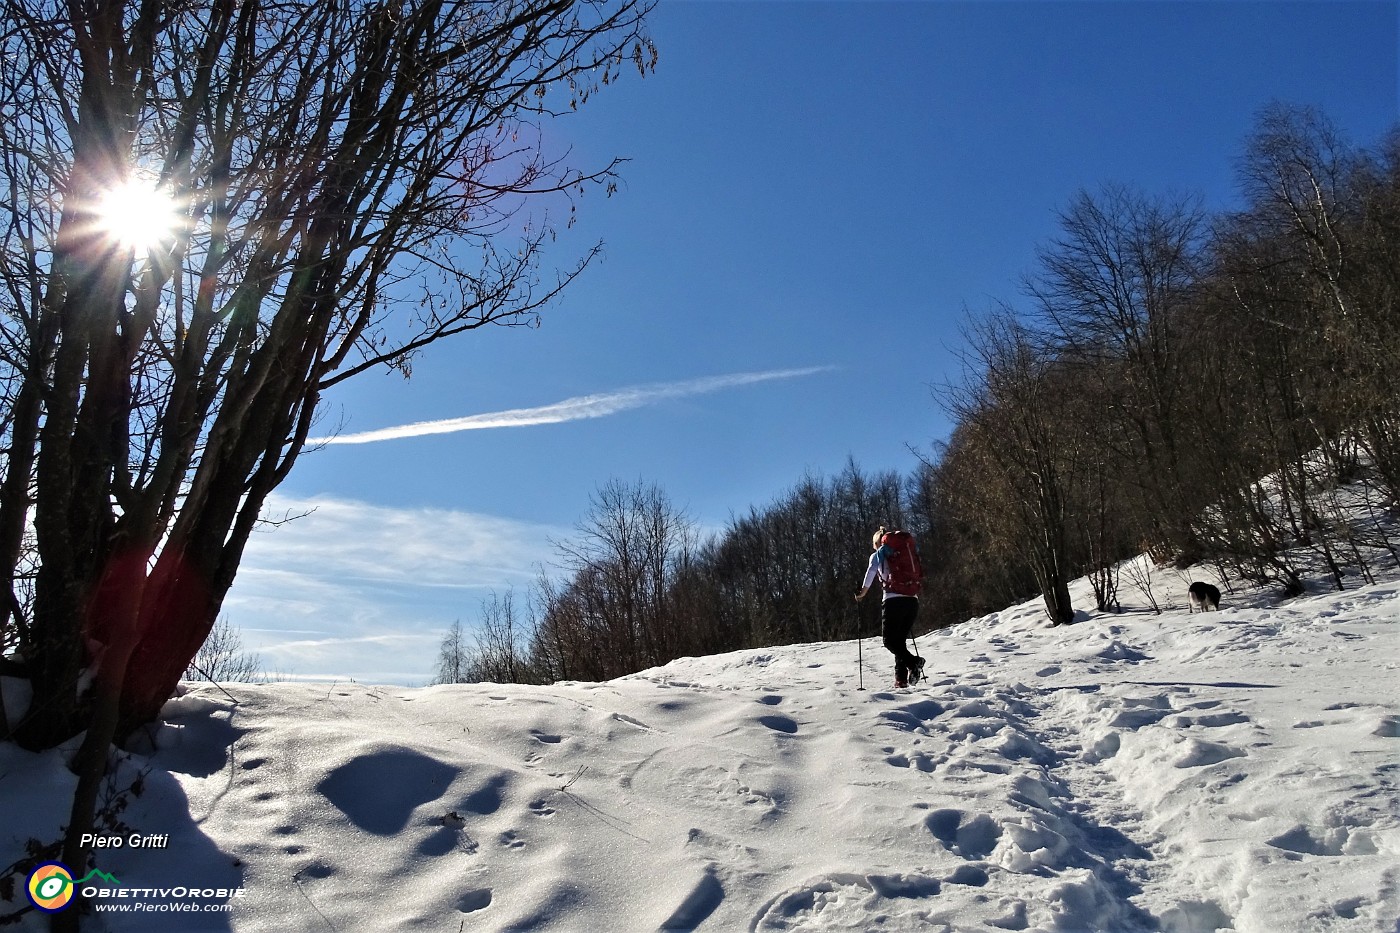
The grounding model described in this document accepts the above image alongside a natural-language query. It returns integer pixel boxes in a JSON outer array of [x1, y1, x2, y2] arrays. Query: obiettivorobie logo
[[26, 863, 121, 913]]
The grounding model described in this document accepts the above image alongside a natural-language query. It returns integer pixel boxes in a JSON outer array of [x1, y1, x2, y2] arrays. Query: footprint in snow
[[1267, 823, 1378, 857], [879, 700, 945, 733], [1173, 738, 1245, 768], [752, 873, 942, 931], [456, 889, 492, 914], [1095, 640, 1151, 662], [943, 864, 990, 887], [1167, 711, 1251, 728], [295, 861, 335, 880], [757, 715, 799, 735], [951, 699, 998, 719], [1109, 707, 1174, 729], [885, 751, 936, 772], [924, 809, 1002, 859], [1158, 899, 1233, 932]]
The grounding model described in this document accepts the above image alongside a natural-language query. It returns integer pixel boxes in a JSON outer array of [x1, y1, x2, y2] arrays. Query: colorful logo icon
[[26, 863, 75, 913], [25, 864, 121, 912]]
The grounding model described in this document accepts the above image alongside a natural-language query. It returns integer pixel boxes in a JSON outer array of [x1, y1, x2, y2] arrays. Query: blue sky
[[226, 0, 1398, 683]]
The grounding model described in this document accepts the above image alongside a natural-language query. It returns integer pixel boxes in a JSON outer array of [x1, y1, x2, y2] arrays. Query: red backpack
[[878, 530, 923, 597]]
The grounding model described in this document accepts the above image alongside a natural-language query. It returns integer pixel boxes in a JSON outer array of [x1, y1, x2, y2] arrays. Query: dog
[[1188, 581, 1221, 613]]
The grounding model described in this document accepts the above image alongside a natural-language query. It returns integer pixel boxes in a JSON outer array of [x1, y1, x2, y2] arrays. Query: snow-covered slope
[[2, 566, 1397, 932]]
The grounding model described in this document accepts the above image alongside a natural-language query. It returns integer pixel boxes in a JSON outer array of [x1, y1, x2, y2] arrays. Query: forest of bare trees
[[443, 104, 1398, 685], [437, 466, 919, 685], [918, 105, 1399, 625]]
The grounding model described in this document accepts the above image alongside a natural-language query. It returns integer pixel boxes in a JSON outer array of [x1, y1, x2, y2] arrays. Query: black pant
[[881, 596, 920, 680]]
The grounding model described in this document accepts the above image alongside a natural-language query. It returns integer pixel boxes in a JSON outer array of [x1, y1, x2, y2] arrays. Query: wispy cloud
[[312, 366, 833, 445], [225, 495, 574, 683]]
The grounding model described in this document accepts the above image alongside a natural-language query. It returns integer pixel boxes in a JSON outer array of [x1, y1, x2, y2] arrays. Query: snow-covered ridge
[[2, 568, 1397, 932]]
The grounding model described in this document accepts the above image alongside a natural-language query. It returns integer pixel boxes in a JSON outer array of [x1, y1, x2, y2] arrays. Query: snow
[[2, 562, 1398, 932]]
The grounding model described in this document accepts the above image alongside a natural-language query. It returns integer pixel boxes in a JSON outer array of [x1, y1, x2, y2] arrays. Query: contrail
[[313, 366, 834, 445]]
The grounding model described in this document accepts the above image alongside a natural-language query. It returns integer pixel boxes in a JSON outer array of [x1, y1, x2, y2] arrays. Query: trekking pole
[[854, 595, 865, 691], [857, 630, 865, 691]]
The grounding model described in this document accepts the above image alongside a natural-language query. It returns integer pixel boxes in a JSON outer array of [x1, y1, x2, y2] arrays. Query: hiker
[[855, 526, 924, 687]]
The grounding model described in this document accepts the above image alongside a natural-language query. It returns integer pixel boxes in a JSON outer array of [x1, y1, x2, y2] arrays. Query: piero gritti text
[[80, 833, 171, 849]]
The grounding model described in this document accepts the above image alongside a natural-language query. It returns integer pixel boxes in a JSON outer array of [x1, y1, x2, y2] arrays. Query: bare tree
[[0, 0, 654, 903], [531, 479, 696, 681], [467, 588, 533, 683], [0, 0, 653, 733], [1029, 184, 1207, 558], [942, 310, 1080, 626], [184, 615, 265, 683], [434, 619, 470, 685]]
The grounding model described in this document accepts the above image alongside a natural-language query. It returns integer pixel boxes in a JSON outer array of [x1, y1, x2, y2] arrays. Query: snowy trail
[[2, 570, 1398, 932]]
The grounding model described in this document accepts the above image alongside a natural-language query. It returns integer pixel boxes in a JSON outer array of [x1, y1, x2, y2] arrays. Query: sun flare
[[95, 178, 183, 252]]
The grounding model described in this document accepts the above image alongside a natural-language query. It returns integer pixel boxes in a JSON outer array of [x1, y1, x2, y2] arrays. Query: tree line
[[933, 103, 1399, 624], [441, 103, 1399, 684], [438, 466, 924, 684]]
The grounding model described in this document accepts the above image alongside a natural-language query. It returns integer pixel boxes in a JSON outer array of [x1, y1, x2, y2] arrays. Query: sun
[[94, 177, 183, 252]]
